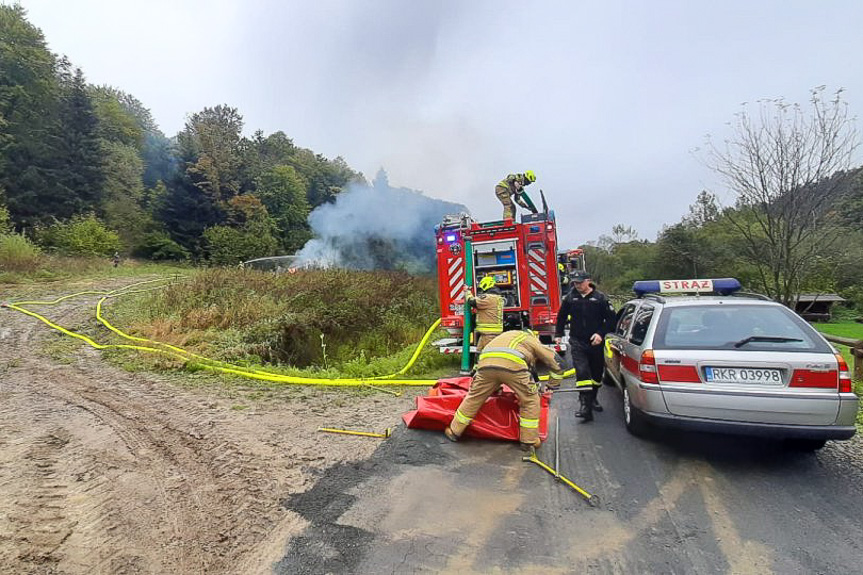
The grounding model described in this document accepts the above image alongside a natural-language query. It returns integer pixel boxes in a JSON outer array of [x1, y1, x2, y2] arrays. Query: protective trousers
[[495, 185, 516, 220], [571, 339, 604, 417], [449, 368, 541, 445]]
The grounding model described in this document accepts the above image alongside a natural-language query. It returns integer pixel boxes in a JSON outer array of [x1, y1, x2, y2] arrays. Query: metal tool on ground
[[522, 453, 598, 506], [318, 427, 392, 439], [554, 416, 560, 481]]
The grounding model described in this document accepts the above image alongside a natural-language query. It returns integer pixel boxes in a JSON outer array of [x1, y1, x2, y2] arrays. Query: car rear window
[[652, 304, 831, 352]]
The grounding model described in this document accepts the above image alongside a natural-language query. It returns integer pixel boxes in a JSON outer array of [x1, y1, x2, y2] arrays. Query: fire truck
[[434, 211, 566, 354]]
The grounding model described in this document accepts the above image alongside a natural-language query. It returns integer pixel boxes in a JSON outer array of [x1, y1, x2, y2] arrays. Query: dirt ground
[[0, 278, 423, 575]]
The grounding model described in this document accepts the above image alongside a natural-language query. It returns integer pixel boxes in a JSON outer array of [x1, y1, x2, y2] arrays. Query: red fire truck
[[434, 211, 566, 354]]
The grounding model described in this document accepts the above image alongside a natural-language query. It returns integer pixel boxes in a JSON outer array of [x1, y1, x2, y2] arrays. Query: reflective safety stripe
[[575, 379, 597, 388], [478, 352, 528, 367], [509, 333, 528, 349], [482, 347, 526, 359], [520, 417, 540, 429], [476, 323, 504, 333], [549, 371, 564, 380], [454, 409, 473, 425]]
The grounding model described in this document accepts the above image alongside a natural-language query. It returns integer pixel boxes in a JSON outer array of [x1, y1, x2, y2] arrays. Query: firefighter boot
[[444, 426, 460, 442], [593, 388, 603, 412], [575, 393, 589, 418], [578, 392, 594, 423]]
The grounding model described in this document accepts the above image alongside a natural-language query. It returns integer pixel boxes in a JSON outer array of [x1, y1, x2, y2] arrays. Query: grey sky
[[14, 0, 863, 248]]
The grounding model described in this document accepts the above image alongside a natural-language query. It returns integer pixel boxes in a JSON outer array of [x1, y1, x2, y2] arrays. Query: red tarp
[[402, 376, 551, 442]]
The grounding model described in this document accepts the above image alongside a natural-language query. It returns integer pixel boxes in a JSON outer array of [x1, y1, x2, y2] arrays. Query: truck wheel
[[622, 386, 648, 437]]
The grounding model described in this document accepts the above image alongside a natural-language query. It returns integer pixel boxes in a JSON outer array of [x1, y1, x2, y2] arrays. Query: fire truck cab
[[434, 212, 566, 354]]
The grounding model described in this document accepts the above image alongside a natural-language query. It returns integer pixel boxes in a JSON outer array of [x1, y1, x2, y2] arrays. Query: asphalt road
[[277, 385, 863, 574]]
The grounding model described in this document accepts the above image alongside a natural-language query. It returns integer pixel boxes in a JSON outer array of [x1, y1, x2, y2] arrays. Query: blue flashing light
[[633, 280, 662, 297], [445, 234, 457, 242], [633, 278, 742, 297]]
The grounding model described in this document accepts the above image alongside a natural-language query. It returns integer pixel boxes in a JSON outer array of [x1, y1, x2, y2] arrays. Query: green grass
[[0, 256, 191, 285], [814, 322, 863, 341], [100, 267, 461, 381]]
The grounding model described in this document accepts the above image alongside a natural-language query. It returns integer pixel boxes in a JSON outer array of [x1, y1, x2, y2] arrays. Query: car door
[[605, 302, 638, 384]]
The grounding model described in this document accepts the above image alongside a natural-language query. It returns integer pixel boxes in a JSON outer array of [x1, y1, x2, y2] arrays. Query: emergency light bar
[[633, 278, 742, 297]]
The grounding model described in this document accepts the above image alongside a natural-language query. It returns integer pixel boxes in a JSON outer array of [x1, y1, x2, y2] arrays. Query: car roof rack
[[730, 291, 773, 301], [642, 293, 666, 303]]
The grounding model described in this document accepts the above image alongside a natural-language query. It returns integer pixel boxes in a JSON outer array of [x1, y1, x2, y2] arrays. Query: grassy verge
[[102, 267, 461, 382], [0, 256, 191, 285]]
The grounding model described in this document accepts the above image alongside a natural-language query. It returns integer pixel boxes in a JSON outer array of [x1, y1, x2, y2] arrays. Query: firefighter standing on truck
[[445, 329, 565, 452], [554, 270, 616, 423], [466, 276, 505, 353], [495, 171, 538, 220]]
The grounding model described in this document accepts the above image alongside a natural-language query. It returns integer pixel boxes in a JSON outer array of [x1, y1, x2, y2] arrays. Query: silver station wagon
[[602, 278, 858, 450]]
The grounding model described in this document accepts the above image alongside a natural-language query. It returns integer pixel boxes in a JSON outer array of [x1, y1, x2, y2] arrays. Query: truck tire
[[622, 386, 648, 437]]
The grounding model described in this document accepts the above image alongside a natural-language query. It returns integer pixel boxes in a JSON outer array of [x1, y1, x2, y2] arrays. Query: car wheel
[[785, 438, 827, 452], [622, 386, 648, 437]]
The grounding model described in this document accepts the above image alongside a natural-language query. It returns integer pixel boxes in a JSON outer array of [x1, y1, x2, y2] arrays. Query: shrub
[[37, 214, 122, 256], [0, 205, 12, 234], [0, 233, 42, 271], [203, 224, 278, 266], [134, 232, 190, 261]]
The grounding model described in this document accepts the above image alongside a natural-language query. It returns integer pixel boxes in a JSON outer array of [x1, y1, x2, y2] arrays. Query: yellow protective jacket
[[477, 330, 564, 380], [496, 173, 531, 207], [467, 292, 504, 335]]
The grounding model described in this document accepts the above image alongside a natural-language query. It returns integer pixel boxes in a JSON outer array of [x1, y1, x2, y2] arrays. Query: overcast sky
[[13, 0, 863, 248]]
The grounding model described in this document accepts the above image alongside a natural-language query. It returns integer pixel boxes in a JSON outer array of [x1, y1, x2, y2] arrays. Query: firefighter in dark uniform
[[495, 171, 538, 220], [445, 329, 565, 452], [465, 276, 505, 353], [554, 270, 616, 422]]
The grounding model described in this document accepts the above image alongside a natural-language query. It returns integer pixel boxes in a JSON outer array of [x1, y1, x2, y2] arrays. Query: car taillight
[[790, 368, 838, 388], [657, 364, 701, 383], [639, 349, 659, 384], [837, 354, 853, 393]]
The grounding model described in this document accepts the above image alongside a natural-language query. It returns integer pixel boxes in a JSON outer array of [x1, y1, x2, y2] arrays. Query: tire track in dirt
[[1, 278, 412, 574]]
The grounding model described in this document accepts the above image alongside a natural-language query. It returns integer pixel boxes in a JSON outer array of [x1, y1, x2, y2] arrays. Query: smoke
[[294, 169, 468, 272]]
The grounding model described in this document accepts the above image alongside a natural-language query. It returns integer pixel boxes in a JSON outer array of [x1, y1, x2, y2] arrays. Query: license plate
[[704, 367, 782, 384]]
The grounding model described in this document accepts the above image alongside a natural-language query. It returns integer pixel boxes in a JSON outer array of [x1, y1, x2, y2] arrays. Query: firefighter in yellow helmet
[[465, 276, 505, 353], [445, 329, 565, 452], [495, 171, 538, 220]]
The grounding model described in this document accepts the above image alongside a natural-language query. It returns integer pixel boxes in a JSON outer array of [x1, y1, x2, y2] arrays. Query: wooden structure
[[821, 334, 863, 383], [795, 294, 846, 322]]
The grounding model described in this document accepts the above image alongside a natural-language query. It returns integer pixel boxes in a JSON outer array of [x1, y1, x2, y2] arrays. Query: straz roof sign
[[660, 279, 713, 293]]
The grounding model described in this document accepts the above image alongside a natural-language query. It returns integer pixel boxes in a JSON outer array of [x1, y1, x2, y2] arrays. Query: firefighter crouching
[[445, 329, 565, 451], [554, 270, 616, 423], [466, 276, 505, 353], [495, 170, 538, 220]]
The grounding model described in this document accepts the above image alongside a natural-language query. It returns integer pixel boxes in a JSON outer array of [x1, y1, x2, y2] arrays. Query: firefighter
[[495, 171, 538, 220], [465, 276, 505, 353], [445, 329, 565, 452], [554, 270, 616, 423]]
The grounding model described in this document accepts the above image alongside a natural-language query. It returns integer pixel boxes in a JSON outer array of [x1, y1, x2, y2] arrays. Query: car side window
[[615, 303, 638, 337], [629, 305, 655, 346]]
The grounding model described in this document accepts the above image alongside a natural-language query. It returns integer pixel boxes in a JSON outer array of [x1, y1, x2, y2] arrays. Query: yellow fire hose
[[318, 427, 392, 438], [522, 454, 599, 506], [3, 275, 574, 389]]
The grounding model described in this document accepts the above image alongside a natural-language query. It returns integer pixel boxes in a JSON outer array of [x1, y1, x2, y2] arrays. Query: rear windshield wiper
[[733, 335, 803, 348]]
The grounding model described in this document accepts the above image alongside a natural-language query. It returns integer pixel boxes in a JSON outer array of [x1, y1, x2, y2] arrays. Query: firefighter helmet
[[524, 170, 536, 183], [478, 276, 496, 291]]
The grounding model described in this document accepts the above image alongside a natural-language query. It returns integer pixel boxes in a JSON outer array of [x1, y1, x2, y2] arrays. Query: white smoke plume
[[294, 169, 468, 272]]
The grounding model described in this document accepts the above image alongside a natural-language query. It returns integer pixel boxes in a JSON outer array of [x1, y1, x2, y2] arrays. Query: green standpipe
[[520, 191, 539, 214], [460, 238, 474, 374]]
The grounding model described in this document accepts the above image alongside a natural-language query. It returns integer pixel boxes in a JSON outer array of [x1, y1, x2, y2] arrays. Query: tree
[[0, 5, 60, 228], [704, 87, 859, 305], [255, 165, 311, 252], [51, 67, 105, 219]]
